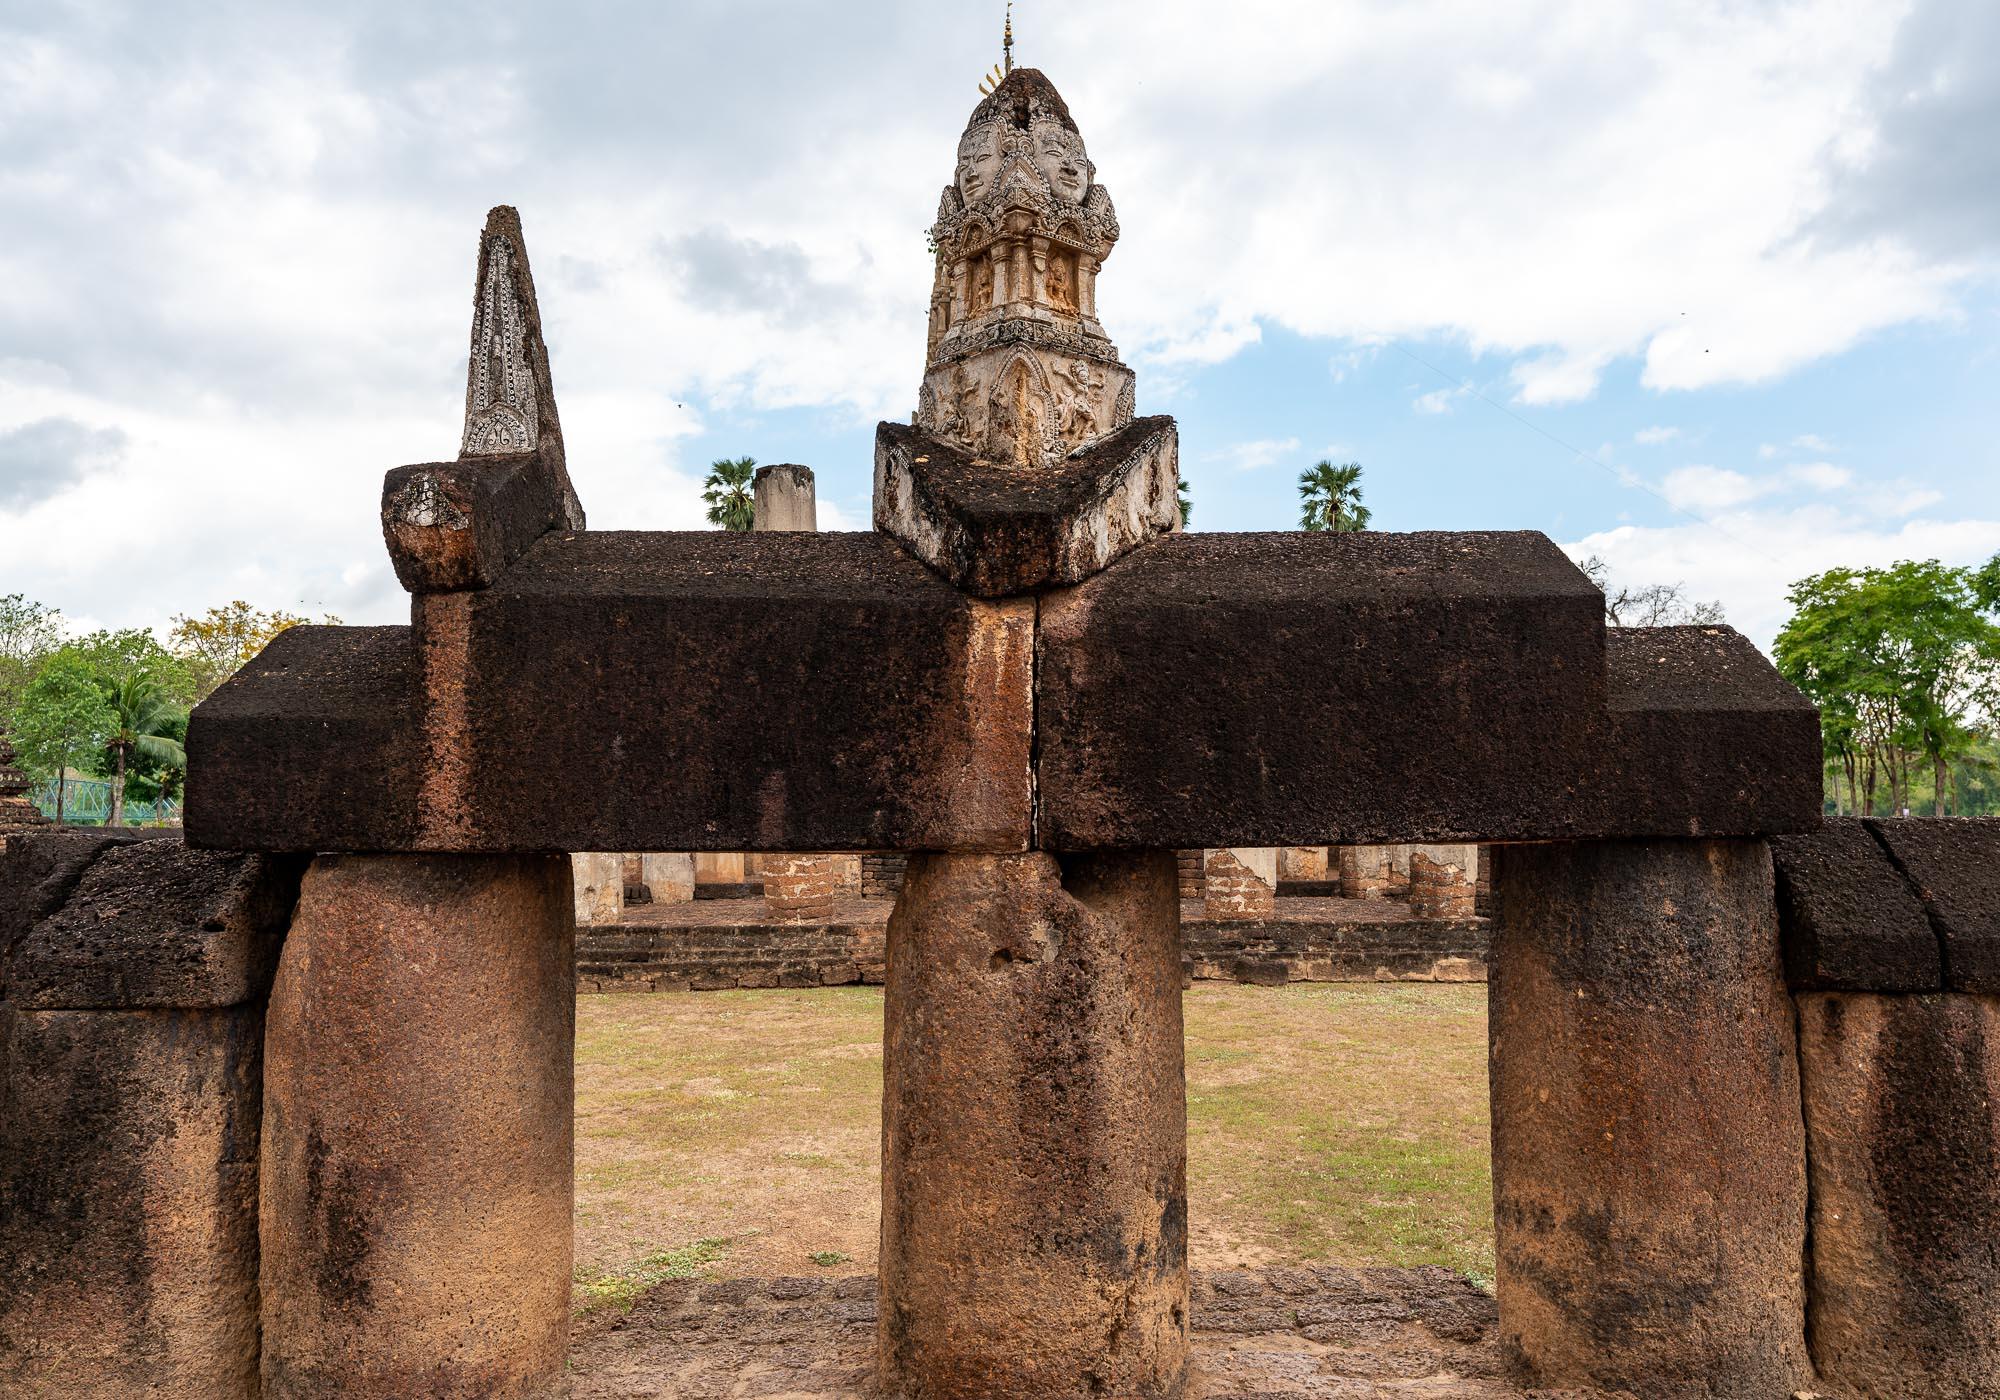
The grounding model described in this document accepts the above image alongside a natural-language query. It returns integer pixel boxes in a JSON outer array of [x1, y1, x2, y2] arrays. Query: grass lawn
[[572, 982, 1493, 1310]]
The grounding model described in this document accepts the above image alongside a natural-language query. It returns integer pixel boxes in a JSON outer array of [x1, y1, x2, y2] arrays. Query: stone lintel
[[1770, 820, 1942, 991], [187, 533, 1034, 855], [185, 625, 422, 853], [381, 445, 578, 592], [6, 839, 304, 1010], [874, 416, 1178, 596], [1864, 818, 2000, 992], [1036, 532, 1821, 848]]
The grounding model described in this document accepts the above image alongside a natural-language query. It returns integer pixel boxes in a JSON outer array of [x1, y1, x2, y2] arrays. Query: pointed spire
[[1004, 0, 1014, 75], [459, 206, 583, 528]]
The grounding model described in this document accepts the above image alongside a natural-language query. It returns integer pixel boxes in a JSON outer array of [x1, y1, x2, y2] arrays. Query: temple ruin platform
[[567, 1266, 1527, 1398], [576, 895, 1488, 992]]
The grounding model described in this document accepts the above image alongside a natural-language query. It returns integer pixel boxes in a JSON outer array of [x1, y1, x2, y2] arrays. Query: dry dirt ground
[[573, 982, 1493, 1304], [566, 981, 1546, 1397]]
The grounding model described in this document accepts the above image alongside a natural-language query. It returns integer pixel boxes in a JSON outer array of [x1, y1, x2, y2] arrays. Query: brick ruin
[[5, 63, 2000, 1400]]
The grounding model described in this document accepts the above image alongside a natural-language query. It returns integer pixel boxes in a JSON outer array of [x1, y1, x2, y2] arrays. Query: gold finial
[[978, 3, 1014, 95]]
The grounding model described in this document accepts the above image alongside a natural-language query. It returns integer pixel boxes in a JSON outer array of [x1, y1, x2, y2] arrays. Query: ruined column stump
[[1490, 839, 1810, 1396], [1407, 846, 1476, 919], [260, 855, 574, 1399], [1797, 993, 2000, 1398], [765, 853, 838, 923], [880, 851, 1189, 1400], [1202, 847, 1276, 921]]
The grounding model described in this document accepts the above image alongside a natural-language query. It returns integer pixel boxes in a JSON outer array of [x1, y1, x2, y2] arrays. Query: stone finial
[[0, 737, 49, 833], [380, 206, 586, 592], [915, 68, 1133, 470]]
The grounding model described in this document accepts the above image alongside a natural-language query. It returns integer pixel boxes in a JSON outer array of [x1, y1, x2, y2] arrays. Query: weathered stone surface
[[260, 854, 574, 1398], [185, 624, 421, 851], [188, 534, 1035, 855], [765, 853, 838, 924], [1038, 531, 1604, 848], [1038, 534, 1820, 847], [874, 416, 1178, 595], [753, 463, 817, 531], [1868, 817, 2000, 992], [0, 1004, 263, 1397], [1770, 819, 1941, 991], [879, 850, 1188, 1398], [572, 851, 625, 927], [8, 839, 302, 1010], [1797, 992, 2000, 1399], [1407, 847, 1476, 919], [640, 852, 695, 903], [1489, 838, 1811, 1396], [0, 831, 140, 995]]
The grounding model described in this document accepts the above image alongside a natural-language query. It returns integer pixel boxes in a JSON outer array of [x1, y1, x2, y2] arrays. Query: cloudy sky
[[3, 0, 1996, 649]]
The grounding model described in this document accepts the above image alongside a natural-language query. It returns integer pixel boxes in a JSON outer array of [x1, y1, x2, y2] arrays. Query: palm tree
[[1298, 460, 1371, 532], [703, 457, 758, 532], [100, 674, 186, 827], [1178, 476, 1193, 528]]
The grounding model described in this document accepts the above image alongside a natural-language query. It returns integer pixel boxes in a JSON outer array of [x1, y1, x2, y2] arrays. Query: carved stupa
[[916, 68, 1134, 468], [0, 735, 50, 833]]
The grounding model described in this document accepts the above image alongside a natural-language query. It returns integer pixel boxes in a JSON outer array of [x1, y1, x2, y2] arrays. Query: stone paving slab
[[567, 1267, 1627, 1398]]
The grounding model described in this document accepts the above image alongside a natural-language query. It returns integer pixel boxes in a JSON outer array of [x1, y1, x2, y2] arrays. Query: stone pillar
[[693, 851, 747, 889], [1338, 845, 1391, 900], [1202, 847, 1277, 920], [0, 838, 295, 1398], [753, 464, 817, 532], [1277, 845, 1328, 884], [1490, 839, 1810, 1395], [765, 853, 837, 924], [831, 852, 863, 896], [640, 852, 695, 904], [1081, 256, 1100, 318], [1797, 993, 2000, 1397], [1174, 848, 1205, 900], [1407, 845, 1477, 918], [571, 850, 624, 927], [260, 854, 574, 1399], [880, 851, 1188, 1399]]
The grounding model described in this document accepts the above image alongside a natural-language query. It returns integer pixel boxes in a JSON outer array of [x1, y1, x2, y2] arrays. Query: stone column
[[1797, 993, 2000, 1396], [880, 851, 1188, 1400], [1489, 839, 1810, 1396], [260, 855, 574, 1399], [1338, 845, 1391, 900], [640, 852, 695, 904], [765, 853, 837, 924], [1277, 845, 1328, 884], [571, 850, 624, 927], [1407, 845, 1477, 918], [1202, 847, 1277, 920], [753, 464, 817, 532], [693, 851, 746, 889]]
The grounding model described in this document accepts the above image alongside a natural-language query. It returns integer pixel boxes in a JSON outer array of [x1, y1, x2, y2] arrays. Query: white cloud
[[1634, 425, 1681, 446], [1659, 465, 1774, 512], [1789, 461, 1854, 491], [1209, 436, 1302, 472], [1568, 506, 2000, 650], [1792, 433, 1837, 452], [1412, 385, 1469, 415]]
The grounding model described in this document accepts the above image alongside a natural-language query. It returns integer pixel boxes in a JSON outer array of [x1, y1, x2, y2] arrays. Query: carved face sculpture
[[956, 125, 1003, 204], [1032, 120, 1091, 204]]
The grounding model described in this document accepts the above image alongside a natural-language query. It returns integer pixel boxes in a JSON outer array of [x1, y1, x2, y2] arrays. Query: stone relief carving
[[916, 70, 1139, 469], [462, 235, 540, 456]]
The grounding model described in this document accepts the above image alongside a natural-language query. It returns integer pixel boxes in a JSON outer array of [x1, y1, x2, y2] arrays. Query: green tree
[[68, 628, 197, 709], [8, 652, 114, 825], [0, 594, 64, 719], [170, 601, 333, 701], [1775, 559, 2000, 816], [703, 457, 757, 532], [99, 673, 188, 828], [1178, 476, 1193, 528], [1298, 460, 1371, 532]]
